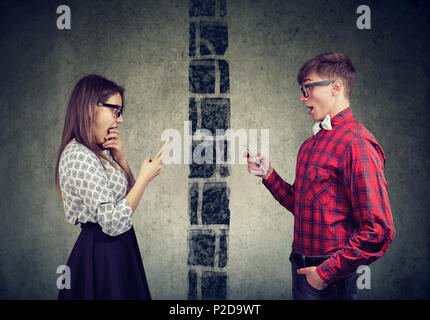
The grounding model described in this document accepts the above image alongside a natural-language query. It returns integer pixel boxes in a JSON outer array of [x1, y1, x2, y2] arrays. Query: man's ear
[[332, 80, 344, 96]]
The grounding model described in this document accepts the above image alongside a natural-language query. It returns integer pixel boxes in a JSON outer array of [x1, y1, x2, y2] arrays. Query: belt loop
[[301, 254, 306, 268]]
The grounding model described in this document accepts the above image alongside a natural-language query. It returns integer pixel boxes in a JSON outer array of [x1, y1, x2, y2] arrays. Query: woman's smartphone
[[154, 137, 172, 159]]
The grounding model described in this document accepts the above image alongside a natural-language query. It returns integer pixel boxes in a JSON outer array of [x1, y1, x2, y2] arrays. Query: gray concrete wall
[[0, 0, 429, 299]]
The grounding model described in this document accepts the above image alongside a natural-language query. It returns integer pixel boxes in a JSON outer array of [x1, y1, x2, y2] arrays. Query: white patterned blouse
[[59, 138, 133, 236]]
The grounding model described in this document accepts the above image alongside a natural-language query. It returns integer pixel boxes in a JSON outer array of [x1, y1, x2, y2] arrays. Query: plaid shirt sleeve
[[262, 169, 296, 215], [316, 137, 395, 284]]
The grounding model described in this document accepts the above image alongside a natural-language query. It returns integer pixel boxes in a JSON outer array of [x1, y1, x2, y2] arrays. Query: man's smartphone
[[243, 145, 268, 174], [154, 137, 172, 159]]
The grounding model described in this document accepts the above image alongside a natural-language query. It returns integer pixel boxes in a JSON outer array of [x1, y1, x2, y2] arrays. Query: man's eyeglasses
[[301, 80, 335, 98], [97, 102, 123, 118]]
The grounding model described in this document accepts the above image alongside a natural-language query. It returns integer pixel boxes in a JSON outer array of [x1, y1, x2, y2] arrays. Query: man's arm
[[315, 137, 395, 284], [245, 151, 296, 214], [262, 169, 296, 215]]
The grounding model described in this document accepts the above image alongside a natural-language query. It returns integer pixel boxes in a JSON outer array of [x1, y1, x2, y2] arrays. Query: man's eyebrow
[[303, 78, 312, 83]]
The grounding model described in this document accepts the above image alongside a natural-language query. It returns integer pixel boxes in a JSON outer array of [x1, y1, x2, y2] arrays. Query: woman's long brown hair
[[55, 74, 125, 203]]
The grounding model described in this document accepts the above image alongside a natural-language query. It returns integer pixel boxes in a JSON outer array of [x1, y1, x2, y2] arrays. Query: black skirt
[[58, 222, 151, 300]]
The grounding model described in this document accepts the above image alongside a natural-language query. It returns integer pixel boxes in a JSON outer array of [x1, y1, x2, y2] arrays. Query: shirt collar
[[330, 107, 353, 126]]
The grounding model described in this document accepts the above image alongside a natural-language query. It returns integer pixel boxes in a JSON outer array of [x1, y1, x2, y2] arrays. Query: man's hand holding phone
[[244, 146, 273, 180]]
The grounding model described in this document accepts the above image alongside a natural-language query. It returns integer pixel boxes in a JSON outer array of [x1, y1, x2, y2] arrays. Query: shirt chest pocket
[[306, 167, 334, 206]]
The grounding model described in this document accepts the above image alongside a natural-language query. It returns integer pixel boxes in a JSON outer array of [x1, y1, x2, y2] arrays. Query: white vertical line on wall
[[196, 268, 202, 299], [196, 21, 200, 57], [215, 59, 220, 96], [197, 181, 203, 225], [196, 98, 202, 131], [214, 229, 220, 268]]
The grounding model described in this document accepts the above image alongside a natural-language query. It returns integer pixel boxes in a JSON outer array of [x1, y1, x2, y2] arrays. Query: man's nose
[[117, 114, 124, 123], [299, 93, 309, 102]]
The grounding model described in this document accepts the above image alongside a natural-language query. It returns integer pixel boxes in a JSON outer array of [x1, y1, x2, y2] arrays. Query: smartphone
[[243, 145, 268, 174], [154, 137, 172, 159]]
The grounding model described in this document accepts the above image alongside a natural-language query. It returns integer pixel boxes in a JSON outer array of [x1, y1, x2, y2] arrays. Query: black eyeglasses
[[97, 102, 123, 118], [301, 80, 335, 98]]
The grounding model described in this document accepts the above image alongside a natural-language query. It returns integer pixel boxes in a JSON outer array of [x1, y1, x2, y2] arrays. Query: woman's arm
[[125, 156, 163, 213], [117, 157, 136, 189], [102, 128, 163, 213]]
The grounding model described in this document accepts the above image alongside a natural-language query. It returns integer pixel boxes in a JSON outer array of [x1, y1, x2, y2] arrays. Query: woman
[[55, 74, 163, 299]]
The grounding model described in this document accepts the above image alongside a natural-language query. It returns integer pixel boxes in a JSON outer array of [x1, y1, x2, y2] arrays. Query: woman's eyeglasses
[[301, 80, 336, 98], [97, 102, 123, 118]]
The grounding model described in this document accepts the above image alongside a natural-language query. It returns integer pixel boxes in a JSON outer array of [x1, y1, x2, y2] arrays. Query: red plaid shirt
[[263, 107, 395, 284]]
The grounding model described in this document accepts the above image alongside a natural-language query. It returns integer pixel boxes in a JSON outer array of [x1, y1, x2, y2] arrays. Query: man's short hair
[[297, 52, 356, 98]]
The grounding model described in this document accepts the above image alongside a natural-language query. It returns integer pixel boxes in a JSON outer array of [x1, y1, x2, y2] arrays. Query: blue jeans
[[290, 252, 358, 300]]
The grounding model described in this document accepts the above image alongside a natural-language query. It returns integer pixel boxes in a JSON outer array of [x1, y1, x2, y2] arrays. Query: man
[[246, 52, 395, 300]]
